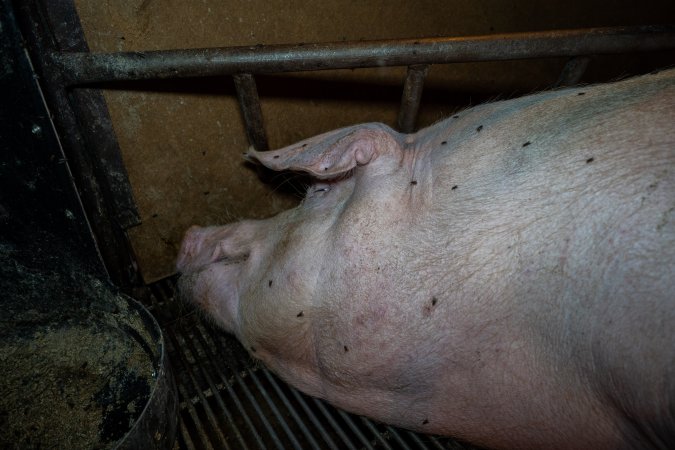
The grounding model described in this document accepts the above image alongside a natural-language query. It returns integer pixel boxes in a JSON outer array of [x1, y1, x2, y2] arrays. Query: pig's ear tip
[[242, 145, 258, 162]]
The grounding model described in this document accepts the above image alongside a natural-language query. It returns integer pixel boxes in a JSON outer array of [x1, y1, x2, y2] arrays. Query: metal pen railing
[[53, 26, 675, 138]]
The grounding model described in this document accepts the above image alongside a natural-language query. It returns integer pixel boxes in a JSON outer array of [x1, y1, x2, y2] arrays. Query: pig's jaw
[[177, 263, 242, 334]]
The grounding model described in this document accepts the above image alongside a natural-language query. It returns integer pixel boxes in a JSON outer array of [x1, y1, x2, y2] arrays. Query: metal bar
[[360, 416, 394, 449], [166, 328, 231, 449], [247, 369, 304, 450], [554, 56, 592, 87], [178, 415, 198, 450], [53, 26, 675, 85], [261, 369, 324, 449], [194, 323, 268, 450], [233, 73, 269, 151], [310, 397, 359, 450], [164, 333, 215, 449], [287, 389, 340, 450], [232, 371, 287, 450], [179, 326, 250, 450], [397, 64, 429, 133], [385, 425, 416, 450], [424, 433, 471, 450], [335, 409, 375, 450], [423, 433, 454, 450], [15, 0, 141, 291]]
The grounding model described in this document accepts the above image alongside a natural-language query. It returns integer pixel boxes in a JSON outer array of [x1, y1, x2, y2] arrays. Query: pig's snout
[[176, 225, 204, 273]]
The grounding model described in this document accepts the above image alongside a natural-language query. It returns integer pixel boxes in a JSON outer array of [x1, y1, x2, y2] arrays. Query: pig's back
[[405, 69, 675, 446]]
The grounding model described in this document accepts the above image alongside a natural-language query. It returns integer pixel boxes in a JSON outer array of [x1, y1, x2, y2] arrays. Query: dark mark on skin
[[151, 213, 158, 218], [273, 155, 280, 159], [202, 151, 206, 156], [203, 191, 210, 196], [578, 92, 586, 96], [250, 346, 256, 353], [324, 167, 328, 171], [344, 345, 349, 352], [423, 297, 439, 317], [441, 141, 447, 145], [522, 141, 531, 147], [422, 419, 429, 425], [451, 185, 458, 190], [586, 157, 594, 164], [297, 311, 304, 317], [476, 125, 483, 132], [302, 143, 308, 147], [453, 115, 459, 119], [268, 280, 273, 287], [410, 180, 418, 185]]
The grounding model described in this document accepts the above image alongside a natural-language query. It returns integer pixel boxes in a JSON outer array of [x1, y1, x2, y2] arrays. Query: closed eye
[[211, 242, 250, 265], [213, 253, 249, 265], [306, 184, 331, 198]]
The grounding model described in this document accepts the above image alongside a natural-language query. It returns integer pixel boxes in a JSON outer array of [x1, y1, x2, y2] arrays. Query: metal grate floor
[[144, 278, 480, 450]]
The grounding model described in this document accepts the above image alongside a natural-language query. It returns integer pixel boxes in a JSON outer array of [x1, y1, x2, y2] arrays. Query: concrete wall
[[74, 0, 675, 281]]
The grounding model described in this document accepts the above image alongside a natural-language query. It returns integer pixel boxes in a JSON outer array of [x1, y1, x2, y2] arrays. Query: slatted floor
[[145, 278, 479, 450]]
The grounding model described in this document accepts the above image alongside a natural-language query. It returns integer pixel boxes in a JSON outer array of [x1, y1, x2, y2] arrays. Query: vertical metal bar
[[179, 326, 250, 450], [425, 433, 472, 449], [385, 425, 415, 449], [165, 333, 215, 449], [360, 416, 394, 449], [178, 417, 198, 450], [247, 369, 304, 450], [166, 328, 231, 449], [287, 388, 341, 450], [231, 370, 287, 450], [261, 369, 328, 449], [397, 64, 429, 133], [310, 397, 359, 450], [335, 409, 375, 450], [193, 323, 268, 450], [15, 1, 142, 291], [554, 56, 591, 87], [233, 73, 269, 151]]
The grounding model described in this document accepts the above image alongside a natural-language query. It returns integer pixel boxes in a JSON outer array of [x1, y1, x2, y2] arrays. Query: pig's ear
[[244, 124, 401, 179]]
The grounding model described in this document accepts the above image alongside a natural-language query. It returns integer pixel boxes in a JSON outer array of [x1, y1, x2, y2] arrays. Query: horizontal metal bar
[[53, 26, 675, 85]]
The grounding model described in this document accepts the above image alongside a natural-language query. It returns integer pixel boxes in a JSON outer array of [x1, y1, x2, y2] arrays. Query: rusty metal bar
[[53, 26, 675, 85], [233, 73, 269, 151], [397, 64, 429, 133], [555, 56, 592, 87]]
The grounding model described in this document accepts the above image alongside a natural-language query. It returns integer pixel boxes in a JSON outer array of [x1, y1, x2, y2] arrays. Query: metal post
[[397, 64, 429, 133], [233, 73, 269, 151]]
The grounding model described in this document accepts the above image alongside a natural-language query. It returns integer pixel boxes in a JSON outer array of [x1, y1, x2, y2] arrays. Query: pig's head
[[176, 123, 413, 351]]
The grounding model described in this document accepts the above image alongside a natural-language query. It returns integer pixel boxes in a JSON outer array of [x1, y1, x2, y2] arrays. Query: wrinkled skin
[[177, 70, 675, 450]]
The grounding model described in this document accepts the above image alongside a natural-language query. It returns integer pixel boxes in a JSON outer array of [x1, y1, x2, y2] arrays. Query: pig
[[176, 69, 675, 450]]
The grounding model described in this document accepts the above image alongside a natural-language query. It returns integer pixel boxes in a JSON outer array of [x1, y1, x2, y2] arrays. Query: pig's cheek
[[193, 265, 242, 333]]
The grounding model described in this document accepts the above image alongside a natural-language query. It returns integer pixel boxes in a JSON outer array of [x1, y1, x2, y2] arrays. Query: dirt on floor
[[0, 246, 158, 449]]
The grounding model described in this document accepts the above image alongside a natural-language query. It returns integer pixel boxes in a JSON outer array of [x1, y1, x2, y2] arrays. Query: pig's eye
[[308, 185, 330, 198]]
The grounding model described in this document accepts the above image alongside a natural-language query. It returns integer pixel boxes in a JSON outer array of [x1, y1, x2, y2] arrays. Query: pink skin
[[177, 70, 675, 449]]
